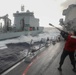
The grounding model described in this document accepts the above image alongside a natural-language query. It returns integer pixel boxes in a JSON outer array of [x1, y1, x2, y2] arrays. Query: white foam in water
[[0, 28, 60, 45], [0, 44, 7, 49]]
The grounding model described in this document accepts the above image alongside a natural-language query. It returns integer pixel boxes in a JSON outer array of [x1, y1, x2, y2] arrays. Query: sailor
[[58, 30, 76, 72]]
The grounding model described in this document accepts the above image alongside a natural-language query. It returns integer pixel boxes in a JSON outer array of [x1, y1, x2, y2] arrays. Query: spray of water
[[0, 28, 60, 48]]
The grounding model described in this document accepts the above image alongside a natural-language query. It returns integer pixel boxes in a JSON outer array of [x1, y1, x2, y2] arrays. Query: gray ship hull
[[0, 29, 43, 40]]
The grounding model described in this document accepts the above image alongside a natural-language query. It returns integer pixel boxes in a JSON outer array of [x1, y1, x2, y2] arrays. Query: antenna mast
[[21, 5, 25, 12]]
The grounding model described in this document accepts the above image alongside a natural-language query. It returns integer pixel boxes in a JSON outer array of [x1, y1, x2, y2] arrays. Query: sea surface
[[0, 28, 60, 48]]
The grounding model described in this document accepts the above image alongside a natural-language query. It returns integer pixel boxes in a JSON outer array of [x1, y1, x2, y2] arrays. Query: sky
[[0, 0, 76, 27]]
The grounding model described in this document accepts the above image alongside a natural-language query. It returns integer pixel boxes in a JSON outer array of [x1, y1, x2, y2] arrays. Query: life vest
[[64, 35, 76, 52]]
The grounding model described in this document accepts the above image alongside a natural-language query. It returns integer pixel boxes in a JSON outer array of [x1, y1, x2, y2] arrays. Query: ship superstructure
[[0, 14, 11, 32], [59, 4, 76, 31], [13, 10, 39, 31]]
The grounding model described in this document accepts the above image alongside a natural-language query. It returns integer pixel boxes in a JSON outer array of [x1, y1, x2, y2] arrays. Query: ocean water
[[0, 28, 60, 49]]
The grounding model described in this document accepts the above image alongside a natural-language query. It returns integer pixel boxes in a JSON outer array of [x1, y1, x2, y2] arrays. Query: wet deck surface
[[25, 42, 64, 75]]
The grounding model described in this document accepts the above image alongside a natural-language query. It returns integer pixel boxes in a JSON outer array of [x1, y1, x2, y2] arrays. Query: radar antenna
[[21, 5, 25, 12]]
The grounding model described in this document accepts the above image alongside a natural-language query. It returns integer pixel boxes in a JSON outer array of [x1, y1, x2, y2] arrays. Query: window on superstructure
[[33, 27, 35, 30], [25, 24, 30, 27], [37, 27, 39, 30], [29, 27, 32, 31]]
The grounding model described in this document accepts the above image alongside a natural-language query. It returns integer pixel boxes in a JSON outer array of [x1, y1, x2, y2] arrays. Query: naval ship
[[59, 4, 76, 31], [0, 6, 44, 40]]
